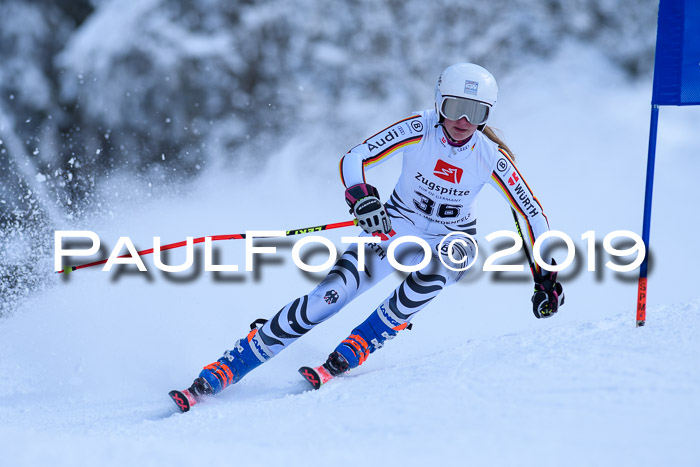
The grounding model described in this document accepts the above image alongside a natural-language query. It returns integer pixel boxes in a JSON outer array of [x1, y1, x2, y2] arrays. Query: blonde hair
[[482, 125, 515, 161]]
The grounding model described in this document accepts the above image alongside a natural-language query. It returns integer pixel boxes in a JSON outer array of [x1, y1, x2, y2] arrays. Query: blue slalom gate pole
[[638, 0, 700, 326], [636, 105, 660, 327]]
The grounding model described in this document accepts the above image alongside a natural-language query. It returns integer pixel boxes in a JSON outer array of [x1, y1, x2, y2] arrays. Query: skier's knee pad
[[335, 301, 409, 369], [431, 235, 477, 285], [199, 329, 271, 394], [306, 277, 351, 322]]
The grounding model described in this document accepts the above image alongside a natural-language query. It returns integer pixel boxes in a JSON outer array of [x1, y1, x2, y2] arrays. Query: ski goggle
[[439, 97, 490, 125]]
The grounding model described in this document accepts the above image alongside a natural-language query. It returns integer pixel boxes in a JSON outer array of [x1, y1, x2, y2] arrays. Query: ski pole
[[58, 219, 358, 274], [511, 208, 536, 278]]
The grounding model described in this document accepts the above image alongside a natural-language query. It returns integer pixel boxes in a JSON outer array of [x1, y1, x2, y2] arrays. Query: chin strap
[[434, 122, 456, 142]]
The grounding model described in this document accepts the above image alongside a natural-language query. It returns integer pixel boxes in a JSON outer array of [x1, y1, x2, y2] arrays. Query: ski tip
[[169, 389, 196, 412], [298, 366, 323, 390], [299, 365, 336, 389]]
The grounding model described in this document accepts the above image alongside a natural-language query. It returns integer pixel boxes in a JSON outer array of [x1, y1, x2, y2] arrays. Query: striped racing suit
[[199, 109, 552, 392]]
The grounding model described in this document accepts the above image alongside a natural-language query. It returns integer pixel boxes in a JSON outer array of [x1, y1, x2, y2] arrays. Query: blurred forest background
[[0, 0, 657, 314]]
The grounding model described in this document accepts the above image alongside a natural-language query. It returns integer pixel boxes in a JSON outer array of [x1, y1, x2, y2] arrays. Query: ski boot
[[169, 321, 272, 412]]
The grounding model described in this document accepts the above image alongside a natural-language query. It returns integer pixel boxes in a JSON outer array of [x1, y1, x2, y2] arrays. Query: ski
[[169, 363, 335, 411], [168, 377, 215, 412], [298, 364, 335, 390], [168, 388, 198, 413]]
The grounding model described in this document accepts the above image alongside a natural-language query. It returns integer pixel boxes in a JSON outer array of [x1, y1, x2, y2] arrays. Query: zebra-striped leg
[[333, 270, 447, 370], [197, 239, 398, 392], [256, 241, 396, 355]]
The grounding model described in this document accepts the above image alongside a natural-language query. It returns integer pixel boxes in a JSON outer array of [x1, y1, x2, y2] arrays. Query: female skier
[[170, 63, 565, 410]]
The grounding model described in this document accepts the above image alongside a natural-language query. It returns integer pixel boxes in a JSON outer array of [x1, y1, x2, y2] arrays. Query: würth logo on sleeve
[[508, 171, 519, 186], [433, 159, 463, 184]]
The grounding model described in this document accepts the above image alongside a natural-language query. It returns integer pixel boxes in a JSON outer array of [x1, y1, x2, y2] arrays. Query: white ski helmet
[[435, 63, 498, 125]]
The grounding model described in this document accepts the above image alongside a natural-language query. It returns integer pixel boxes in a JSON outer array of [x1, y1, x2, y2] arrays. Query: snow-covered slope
[[1, 293, 697, 466], [1, 47, 699, 466]]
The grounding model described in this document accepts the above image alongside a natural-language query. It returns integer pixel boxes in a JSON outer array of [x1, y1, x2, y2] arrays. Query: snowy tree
[[0, 0, 658, 315]]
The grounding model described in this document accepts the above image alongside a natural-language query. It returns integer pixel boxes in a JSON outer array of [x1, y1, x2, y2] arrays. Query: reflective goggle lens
[[440, 97, 490, 125]]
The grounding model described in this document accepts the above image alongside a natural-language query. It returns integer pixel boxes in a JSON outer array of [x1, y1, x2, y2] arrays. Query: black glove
[[344, 183, 392, 235], [531, 260, 565, 319]]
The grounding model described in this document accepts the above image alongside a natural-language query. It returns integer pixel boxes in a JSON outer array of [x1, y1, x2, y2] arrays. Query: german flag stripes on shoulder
[[339, 114, 425, 187]]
